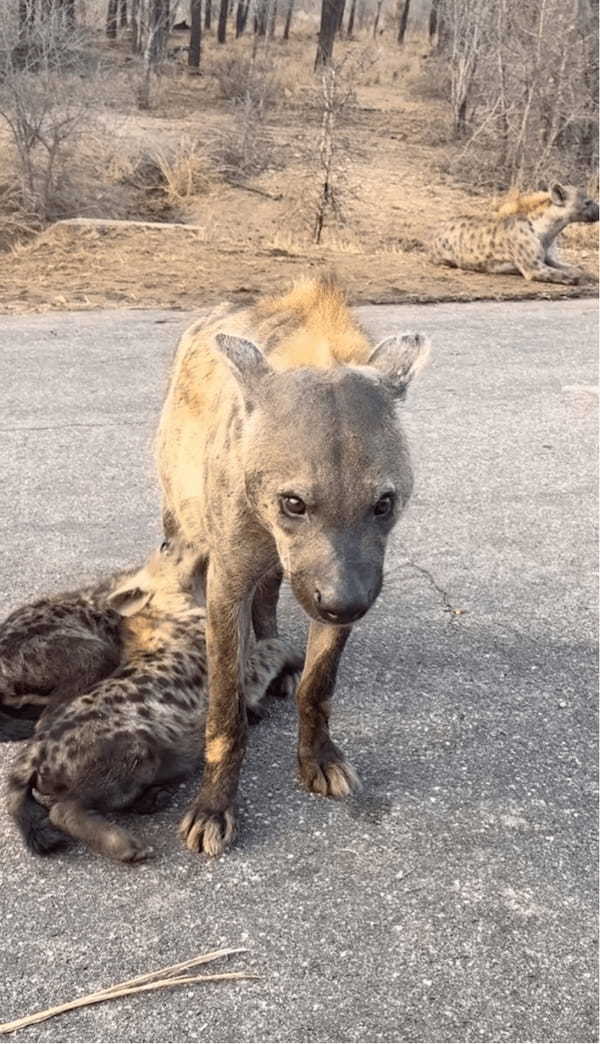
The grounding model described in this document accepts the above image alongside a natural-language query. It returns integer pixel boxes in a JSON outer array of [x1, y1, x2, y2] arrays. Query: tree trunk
[[205, 0, 212, 29], [217, 0, 228, 41], [372, 0, 384, 38], [255, 0, 268, 35], [336, 0, 346, 33], [268, 0, 277, 36], [106, 0, 119, 39], [130, 0, 141, 51], [119, 0, 128, 28], [189, 0, 202, 68], [236, 0, 250, 35], [315, 0, 345, 69], [346, 0, 357, 37], [397, 0, 410, 44], [283, 0, 294, 38], [428, 0, 437, 39], [149, 0, 170, 60]]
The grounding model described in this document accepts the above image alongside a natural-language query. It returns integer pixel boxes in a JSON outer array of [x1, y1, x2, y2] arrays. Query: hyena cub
[[7, 545, 299, 863], [0, 571, 133, 740], [432, 183, 598, 284]]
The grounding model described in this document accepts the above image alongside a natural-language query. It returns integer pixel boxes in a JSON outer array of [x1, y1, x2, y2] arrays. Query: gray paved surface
[[0, 300, 597, 1044]]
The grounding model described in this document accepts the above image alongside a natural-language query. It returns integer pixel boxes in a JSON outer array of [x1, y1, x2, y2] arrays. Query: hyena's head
[[107, 542, 205, 619], [550, 183, 599, 224], [213, 331, 430, 626]]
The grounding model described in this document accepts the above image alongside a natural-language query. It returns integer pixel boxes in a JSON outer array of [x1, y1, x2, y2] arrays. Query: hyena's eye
[[280, 494, 306, 518], [373, 493, 395, 518]]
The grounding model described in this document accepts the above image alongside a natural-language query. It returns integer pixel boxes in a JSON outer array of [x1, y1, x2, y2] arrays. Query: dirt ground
[[1, 33, 597, 314]]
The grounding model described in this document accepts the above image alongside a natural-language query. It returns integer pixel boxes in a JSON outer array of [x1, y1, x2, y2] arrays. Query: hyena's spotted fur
[[6, 545, 300, 863], [432, 183, 599, 284], [0, 571, 138, 740]]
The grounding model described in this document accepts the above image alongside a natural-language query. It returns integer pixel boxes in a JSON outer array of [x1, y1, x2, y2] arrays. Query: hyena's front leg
[[180, 562, 252, 857], [296, 621, 360, 798]]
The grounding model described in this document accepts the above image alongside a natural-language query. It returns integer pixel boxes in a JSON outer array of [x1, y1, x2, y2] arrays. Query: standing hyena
[[6, 543, 299, 862], [432, 183, 599, 284], [156, 276, 431, 857]]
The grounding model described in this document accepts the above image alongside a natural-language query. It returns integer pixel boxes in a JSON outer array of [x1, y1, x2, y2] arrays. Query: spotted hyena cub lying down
[[0, 569, 132, 741], [432, 183, 598, 284], [6, 545, 299, 862]]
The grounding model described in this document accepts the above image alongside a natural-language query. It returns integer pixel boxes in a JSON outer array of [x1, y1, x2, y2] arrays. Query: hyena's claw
[[179, 805, 235, 857], [299, 755, 362, 798]]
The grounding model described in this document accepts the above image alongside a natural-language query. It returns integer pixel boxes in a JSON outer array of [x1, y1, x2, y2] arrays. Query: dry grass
[[0, 948, 255, 1036], [0, 28, 597, 311]]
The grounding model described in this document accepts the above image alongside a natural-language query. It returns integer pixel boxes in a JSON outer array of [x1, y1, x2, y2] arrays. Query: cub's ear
[[550, 182, 568, 206], [214, 333, 272, 407], [367, 332, 431, 400], [107, 584, 152, 617]]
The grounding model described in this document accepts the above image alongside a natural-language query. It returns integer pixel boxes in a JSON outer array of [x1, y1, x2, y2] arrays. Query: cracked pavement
[[0, 299, 597, 1043]]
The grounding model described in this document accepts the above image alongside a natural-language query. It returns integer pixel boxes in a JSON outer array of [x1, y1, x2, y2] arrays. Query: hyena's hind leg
[[48, 800, 152, 863], [244, 636, 304, 722], [6, 749, 67, 854]]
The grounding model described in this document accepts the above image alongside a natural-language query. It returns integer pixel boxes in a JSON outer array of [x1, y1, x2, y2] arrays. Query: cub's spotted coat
[[6, 545, 299, 862]]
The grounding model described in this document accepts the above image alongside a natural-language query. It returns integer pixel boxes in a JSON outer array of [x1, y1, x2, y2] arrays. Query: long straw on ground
[[0, 947, 257, 1036]]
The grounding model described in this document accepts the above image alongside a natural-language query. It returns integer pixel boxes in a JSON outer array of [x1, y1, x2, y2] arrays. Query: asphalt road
[[0, 300, 597, 1044]]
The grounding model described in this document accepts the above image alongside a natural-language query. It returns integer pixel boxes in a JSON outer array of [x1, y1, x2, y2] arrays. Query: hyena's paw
[[299, 751, 362, 799], [179, 803, 235, 857], [105, 828, 154, 864]]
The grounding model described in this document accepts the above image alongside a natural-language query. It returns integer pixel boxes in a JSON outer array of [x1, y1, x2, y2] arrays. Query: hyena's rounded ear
[[214, 333, 272, 406], [550, 183, 568, 206], [367, 332, 431, 400], [107, 584, 152, 618]]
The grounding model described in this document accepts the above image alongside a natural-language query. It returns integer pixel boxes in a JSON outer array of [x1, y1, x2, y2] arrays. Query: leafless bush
[[211, 94, 277, 182], [430, 0, 598, 188], [287, 51, 365, 245], [210, 53, 281, 109], [0, 2, 103, 220]]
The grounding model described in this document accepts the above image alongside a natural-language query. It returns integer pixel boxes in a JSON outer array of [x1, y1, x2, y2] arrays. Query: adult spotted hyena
[[156, 276, 430, 857], [6, 544, 299, 862], [432, 183, 599, 284]]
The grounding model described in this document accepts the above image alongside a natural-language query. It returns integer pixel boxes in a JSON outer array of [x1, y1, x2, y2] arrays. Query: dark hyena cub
[[0, 570, 135, 740], [7, 545, 299, 863]]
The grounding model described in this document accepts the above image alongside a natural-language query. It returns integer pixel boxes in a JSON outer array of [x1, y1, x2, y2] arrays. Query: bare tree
[[106, 0, 119, 38], [236, 0, 250, 36], [217, 0, 228, 41], [315, 0, 345, 69], [397, 0, 410, 44], [346, 0, 357, 37], [204, 0, 211, 28], [119, 0, 128, 27], [372, 0, 384, 37], [254, 0, 268, 35], [282, 0, 294, 39], [189, 0, 202, 68], [0, 1, 102, 220]]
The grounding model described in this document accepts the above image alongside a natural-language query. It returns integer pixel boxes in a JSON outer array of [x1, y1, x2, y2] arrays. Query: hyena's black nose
[[313, 586, 370, 625]]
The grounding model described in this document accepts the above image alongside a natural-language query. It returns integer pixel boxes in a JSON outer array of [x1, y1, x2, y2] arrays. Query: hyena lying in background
[[432, 183, 598, 284], [6, 545, 299, 863]]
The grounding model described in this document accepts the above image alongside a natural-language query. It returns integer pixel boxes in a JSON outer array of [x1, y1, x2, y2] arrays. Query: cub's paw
[[298, 754, 361, 798], [105, 829, 153, 864], [179, 804, 235, 857]]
